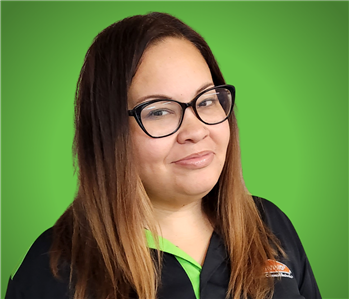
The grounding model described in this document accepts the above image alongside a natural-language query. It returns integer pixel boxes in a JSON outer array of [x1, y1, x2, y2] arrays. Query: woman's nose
[[176, 108, 209, 144]]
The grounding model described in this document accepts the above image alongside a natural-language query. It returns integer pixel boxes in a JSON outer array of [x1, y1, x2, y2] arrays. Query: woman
[[5, 12, 321, 299]]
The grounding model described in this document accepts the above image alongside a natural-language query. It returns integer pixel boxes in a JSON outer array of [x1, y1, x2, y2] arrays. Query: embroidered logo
[[265, 259, 293, 278]]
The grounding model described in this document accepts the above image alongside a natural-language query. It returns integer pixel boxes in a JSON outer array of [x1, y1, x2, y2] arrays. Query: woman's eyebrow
[[133, 82, 215, 106], [133, 94, 174, 106], [196, 82, 215, 94]]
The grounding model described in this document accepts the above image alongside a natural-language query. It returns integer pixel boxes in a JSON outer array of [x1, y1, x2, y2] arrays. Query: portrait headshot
[[1, 1, 347, 299]]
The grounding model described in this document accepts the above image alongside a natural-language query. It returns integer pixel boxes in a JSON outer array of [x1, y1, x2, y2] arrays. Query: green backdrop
[[1, 1, 348, 298]]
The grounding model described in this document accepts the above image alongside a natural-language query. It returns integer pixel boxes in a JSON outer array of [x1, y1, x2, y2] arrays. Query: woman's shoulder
[[5, 228, 71, 299], [20, 228, 53, 261], [252, 196, 322, 298], [252, 195, 305, 256], [253, 196, 298, 236], [11, 228, 54, 279]]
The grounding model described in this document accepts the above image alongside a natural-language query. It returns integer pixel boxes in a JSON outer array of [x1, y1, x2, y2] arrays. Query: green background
[[1, 1, 348, 298]]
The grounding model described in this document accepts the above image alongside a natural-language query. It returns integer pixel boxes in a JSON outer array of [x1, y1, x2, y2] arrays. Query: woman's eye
[[198, 99, 215, 107], [145, 109, 172, 119], [152, 110, 169, 116]]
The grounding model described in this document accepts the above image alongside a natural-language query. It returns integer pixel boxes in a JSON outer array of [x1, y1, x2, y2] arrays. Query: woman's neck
[[152, 199, 213, 265]]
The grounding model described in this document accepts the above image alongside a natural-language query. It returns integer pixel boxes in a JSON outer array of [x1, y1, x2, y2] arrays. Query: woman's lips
[[172, 151, 214, 168]]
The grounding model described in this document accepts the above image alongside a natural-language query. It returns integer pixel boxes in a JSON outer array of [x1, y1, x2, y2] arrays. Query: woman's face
[[128, 38, 230, 207]]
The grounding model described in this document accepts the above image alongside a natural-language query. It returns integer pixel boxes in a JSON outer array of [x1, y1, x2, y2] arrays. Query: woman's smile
[[172, 150, 215, 169]]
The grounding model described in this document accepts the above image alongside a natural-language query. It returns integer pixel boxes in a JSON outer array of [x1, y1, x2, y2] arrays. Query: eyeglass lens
[[140, 87, 232, 137]]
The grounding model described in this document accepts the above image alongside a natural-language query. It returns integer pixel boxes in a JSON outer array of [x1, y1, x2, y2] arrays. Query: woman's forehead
[[128, 37, 212, 106]]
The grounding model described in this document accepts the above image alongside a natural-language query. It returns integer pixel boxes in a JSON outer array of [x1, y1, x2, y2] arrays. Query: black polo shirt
[[5, 197, 322, 299]]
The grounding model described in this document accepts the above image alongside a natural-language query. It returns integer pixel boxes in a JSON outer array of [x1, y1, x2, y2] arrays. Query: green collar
[[145, 230, 202, 299]]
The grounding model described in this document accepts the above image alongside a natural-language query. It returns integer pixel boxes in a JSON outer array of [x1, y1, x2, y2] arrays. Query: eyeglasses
[[128, 84, 235, 138]]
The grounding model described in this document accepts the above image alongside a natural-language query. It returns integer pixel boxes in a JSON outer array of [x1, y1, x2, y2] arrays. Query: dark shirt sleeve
[[5, 229, 71, 299], [5, 277, 23, 299], [255, 196, 322, 299]]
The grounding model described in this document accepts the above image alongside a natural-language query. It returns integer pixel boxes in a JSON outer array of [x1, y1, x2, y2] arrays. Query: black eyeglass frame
[[128, 84, 235, 138]]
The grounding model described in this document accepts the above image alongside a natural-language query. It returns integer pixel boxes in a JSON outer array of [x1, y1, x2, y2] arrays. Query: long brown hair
[[50, 12, 284, 299]]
